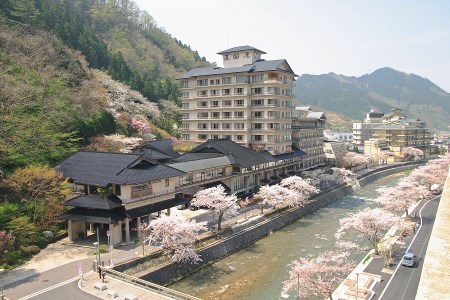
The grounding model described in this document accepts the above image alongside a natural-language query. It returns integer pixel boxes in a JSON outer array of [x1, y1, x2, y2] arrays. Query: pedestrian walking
[[415, 223, 420, 232], [413, 225, 416, 234], [414, 211, 417, 218], [101, 269, 106, 283], [98, 266, 102, 279]]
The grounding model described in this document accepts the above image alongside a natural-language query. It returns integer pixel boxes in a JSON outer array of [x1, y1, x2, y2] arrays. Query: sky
[[134, 0, 450, 92]]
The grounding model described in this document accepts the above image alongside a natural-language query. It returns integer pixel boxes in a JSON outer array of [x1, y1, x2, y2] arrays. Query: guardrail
[[104, 268, 201, 300]]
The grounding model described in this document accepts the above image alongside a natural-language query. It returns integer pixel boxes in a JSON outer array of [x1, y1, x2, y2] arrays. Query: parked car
[[401, 252, 418, 267]]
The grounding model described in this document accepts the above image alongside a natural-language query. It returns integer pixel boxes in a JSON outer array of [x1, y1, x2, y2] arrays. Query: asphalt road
[[378, 196, 440, 300], [24, 278, 100, 300]]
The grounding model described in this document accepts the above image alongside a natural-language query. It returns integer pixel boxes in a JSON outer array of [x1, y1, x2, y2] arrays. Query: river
[[169, 173, 405, 300]]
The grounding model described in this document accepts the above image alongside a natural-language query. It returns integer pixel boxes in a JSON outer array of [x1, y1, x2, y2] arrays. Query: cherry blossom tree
[[191, 185, 239, 231], [401, 147, 424, 161], [342, 152, 371, 169], [255, 184, 295, 211], [281, 251, 354, 300], [131, 117, 152, 136], [377, 178, 429, 216], [336, 208, 400, 255], [280, 176, 319, 207], [314, 168, 355, 189], [372, 150, 391, 165], [408, 156, 450, 188], [142, 214, 205, 263]]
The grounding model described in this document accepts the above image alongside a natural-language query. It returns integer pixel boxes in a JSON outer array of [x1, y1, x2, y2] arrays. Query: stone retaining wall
[[114, 162, 422, 285]]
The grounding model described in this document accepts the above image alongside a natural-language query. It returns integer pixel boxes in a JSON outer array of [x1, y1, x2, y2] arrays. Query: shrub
[[20, 245, 40, 256]]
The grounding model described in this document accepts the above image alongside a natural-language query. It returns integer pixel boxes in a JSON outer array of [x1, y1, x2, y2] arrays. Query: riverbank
[[114, 161, 424, 287]]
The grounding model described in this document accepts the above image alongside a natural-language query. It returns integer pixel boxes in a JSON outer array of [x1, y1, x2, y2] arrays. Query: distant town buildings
[[178, 46, 296, 154], [323, 130, 353, 143], [323, 141, 349, 164], [352, 110, 384, 150]]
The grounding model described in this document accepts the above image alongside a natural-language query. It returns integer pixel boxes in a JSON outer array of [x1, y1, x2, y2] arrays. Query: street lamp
[[296, 273, 300, 300], [106, 230, 112, 266], [356, 272, 360, 300], [93, 241, 99, 266], [1, 268, 5, 300]]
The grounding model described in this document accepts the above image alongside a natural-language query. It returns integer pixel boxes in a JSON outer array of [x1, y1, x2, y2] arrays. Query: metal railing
[[105, 269, 201, 300]]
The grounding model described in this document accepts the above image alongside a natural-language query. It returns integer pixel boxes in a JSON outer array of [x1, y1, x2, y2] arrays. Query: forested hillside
[[294, 68, 450, 131], [0, 0, 211, 173]]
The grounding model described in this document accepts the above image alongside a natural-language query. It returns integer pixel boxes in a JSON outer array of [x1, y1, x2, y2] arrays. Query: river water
[[169, 174, 405, 300]]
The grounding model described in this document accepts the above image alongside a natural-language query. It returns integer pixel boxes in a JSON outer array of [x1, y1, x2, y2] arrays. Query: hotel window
[[222, 100, 232, 107], [251, 99, 264, 106], [236, 135, 244, 141], [216, 79, 220, 85], [165, 179, 170, 187], [267, 99, 279, 106], [197, 90, 208, 97], [210, 79, 215, 85], [182, 134, 190, 140], [223, 134, 232, 139], [222, 77, 232, 84], [234, 123, 245, 130], [234, 87, 244, 95], [212, 123, 220, 129], [252, 135, 264, 141], [211, 100, 219, 107], [181, 113, 189, 119], [234, 99, 244, 107], [211, 112, 220, 119], [251, 123, 264, 130], [211, 134, 219, 139], [197, 79, 208, 86], [181, 81, 189, 88], [267, 135, 274, 142], [251, 87, 264, 95], [234, 111, 244, 118], [210, 89, 220, 96], [223, 112, 232, 118], [251, 111, 264, 118], [198, 123, 208, 129], [182, 123, 189, 129], [198, 134, 207, 140], [222, 89, 231, 95], [236, 75, 249, 83], [251, 75, 263, 83], [222, 123, 231, 129], [181, 92, 189, 98], [197, 112, 208, 119], [197, 101, 208, 108], [181, 102, 189, 109]]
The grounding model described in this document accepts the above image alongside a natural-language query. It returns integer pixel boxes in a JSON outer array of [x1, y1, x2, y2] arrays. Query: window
[[234, 99, 244, 107], [251, 99, 264, 106], [251, 111, 264, 118], [181, 92, 189, 98], [267, 135, 274, 142], [251, 75, 263, 83], [222, 112, 231, 118], [197, 90, 208, 97], [222, 100, 232, 107], [210, 79, 215, 85], [197, 112, 208, 119], [182, 113, 189, 119], [223, 135, 231, 139], [165, 179, 170, 187], [234, 88, 244, 95], [211, 112, 220, 119], [236, 135, 244, 141], [182, 134, 190, 140], [198, 123, 208, 129], [181, 102, 189, 109], [222, 89, 231, 95], [210, 89, 220, 96], [211, 100, 219, 107], [252, 135, 264, 141], [222, 77, 232, 84], [267, 87, 280, 95], [197, 79, 208, 86], [211, 134, 219, 139], [234, 123, 245, 130], [222, 123, 231, 129], [131, 183, 152, 198], [197, 101, 208, 108], [216, 79, 220, 85], [251, 123, 264, 130], [234, 111, 244, 118], [198, 134, 207, 140], [211, 123, 220, 129], [236, 75, 249, 83], [267, 99, 279, 106], [181, 81, 189, 88], [251, 87, 264, 95], [182, 123, 189, 129]]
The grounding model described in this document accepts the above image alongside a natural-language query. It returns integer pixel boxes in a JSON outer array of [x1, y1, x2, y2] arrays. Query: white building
[[352, 110, 384, 150], [323, 130, 353, 143]]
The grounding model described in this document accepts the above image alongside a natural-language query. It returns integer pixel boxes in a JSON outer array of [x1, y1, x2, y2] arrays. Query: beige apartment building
[[178, 45, 297, 154], [352, 110, 384, 150], [292, 107, 327, 169]]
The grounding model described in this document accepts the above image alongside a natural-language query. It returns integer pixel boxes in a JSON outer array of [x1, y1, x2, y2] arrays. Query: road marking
[[378, 196, 438, 300], [17, 276, 81, 300]]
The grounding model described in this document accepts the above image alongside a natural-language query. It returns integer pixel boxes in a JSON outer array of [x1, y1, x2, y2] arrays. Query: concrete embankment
[[114, 162, 423, 285]]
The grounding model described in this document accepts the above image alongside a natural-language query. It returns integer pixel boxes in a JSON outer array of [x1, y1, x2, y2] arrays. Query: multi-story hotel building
[[178, 45, 297, 154], [352, 110, 384, 150]]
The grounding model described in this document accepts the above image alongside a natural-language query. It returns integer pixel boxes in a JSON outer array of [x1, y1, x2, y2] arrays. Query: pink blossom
[[342, 152, 371, 168], [401, 147, 424, 160], [131, 118, 151, 135], [281, 251, 354, 299], [191, 185, 239, 231], [408, 156, 450, 187], [280, 176, 319, 207], [336, 208, 400, 254], [142, 214, 205, 263]]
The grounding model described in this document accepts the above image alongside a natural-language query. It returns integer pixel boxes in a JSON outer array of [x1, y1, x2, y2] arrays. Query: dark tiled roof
[[178, 59, 296, 79], [141, 139, 180, 158], [64, 194, 123, 210], [126, 198, 189, 219], [61, 207, 127, 224], [173, 152, 224, 162], [191, 139, 277, 168], [273, 147, 307, 160], [217, 45, 266, 55], [57, 152, 185, 187], [368, 112, 384, 118]]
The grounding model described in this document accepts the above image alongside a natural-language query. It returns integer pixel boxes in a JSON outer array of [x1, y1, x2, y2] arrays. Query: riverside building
[[178, 46, 297, 154]]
